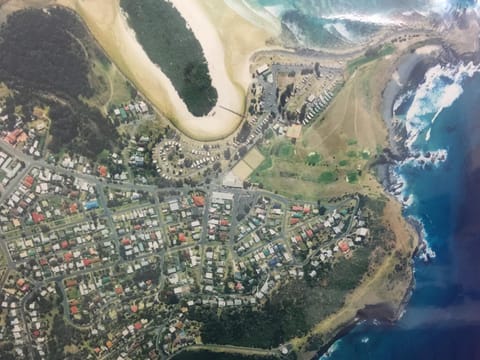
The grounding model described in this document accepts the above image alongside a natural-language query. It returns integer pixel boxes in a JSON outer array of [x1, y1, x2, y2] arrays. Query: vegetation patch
[[273, 141, 294, 159], [172, 350, 279, 360], [338, 159, 349, 167], [121, 0, 217, 116], [347, 171, 359, 183], [188, 246, 372, 349], [306, 152, 321, 166], [0, 9, 92, 98], [347, 44, 395, 74], [361, 151, 371, 160], [318, 171, 337, 184], [255, 157, 273, 174], [0, 8, 119, 158]]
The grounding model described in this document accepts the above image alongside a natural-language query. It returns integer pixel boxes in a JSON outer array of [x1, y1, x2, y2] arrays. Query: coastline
[[56, 0, 277, 141], [307, 43, 444, 360]]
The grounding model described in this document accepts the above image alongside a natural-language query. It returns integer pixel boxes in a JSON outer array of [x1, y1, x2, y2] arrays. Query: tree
[[238, 146, 248, 158], [314, 62, 321, 77], [223, 148, 231, 160]]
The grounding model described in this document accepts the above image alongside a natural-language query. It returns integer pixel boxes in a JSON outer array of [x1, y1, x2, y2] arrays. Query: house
[[98, 166, 108, 177], [84, 200, 99, 211], [356, 228, 370, 238], [256, 64, 269, 76], [23, 175, 34, 188], [338, 240, 350, 253], [290, 218, 300, 225], [69, 203, 78, 214], [31, 212, 45, 224], [192, 195, 205, 207], [178, 233, 186, 243]]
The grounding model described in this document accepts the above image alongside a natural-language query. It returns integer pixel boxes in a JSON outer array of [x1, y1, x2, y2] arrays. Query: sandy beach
[[49, 0, 277, 141]]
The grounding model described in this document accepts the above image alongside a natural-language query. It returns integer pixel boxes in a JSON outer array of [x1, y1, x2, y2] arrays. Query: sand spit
[[51, 0, 275, 141]]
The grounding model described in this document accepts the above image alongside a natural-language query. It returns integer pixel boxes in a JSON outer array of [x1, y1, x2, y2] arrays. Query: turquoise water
[[235, 2, 480, 357], [231, 2, 480, 358], [316, 62, 480, 359], [243, 0, 477, 46]]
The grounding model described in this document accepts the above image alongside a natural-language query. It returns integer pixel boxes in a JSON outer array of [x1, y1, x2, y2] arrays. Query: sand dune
[[52, 0, 278, 141]]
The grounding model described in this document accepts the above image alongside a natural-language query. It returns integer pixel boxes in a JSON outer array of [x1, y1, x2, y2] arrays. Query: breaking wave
[[403, 62, 480, 149]]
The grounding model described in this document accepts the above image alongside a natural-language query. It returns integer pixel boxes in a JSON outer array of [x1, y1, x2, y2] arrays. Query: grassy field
[[86, 58, 132, 112], [120, 0, 217, 116], [347, 44, 395, 74], [250, 53, 395, 200], [243, 148, 265, 169], [251, 136, 369, 200]]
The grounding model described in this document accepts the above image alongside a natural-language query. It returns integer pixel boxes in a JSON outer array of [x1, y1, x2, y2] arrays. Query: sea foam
[[404, 62, 480, 149]]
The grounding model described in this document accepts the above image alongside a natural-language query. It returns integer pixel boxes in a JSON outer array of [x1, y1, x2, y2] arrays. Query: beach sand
[[50, 0, 277, 141]]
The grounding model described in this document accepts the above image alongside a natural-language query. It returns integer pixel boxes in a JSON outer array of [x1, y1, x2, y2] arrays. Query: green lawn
[[318, 171, 337, 184], [347, 44, 395, 74]]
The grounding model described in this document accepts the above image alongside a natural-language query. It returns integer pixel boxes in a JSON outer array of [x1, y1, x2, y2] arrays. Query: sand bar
[[51, 0, 277, 141]]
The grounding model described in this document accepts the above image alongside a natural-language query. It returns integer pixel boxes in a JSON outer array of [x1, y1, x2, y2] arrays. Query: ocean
[[227, 1, 480, 358], [316, 55, 480, 359], [237, 0, 478, 47]]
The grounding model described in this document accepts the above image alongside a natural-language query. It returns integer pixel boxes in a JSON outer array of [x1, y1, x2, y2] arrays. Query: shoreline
[[310, 43, 446, 360], [56, 0, 277, 141]]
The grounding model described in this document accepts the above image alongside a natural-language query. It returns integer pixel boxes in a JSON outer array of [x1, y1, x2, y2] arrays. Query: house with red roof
[[4, 129, 24, 144], [65, 279, 77, 287], [290, 218, 300, 225], [192, 195, 205, 207], [98, 165, 108, 177], [23, 175, 34, 188], [31, 212, 45, 224], [178, 233, 186, 243], [69, 203, 78, 214], [338, 240, 350, 253], [83, 259, 92, 267], [70, 306, 79, 315]]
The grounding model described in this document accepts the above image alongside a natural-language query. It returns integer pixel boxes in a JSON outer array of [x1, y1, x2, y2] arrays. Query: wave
[[228, 0, 480, 48], [404, 62, 480, 149], [321, 13, 404, 26], [323, 22, 357, 42], [319, 339, 341, 359], [388, 61, 479, 259]]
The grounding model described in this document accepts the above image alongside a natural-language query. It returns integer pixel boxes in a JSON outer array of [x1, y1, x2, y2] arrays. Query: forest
[[0, 8, 92, 98], [172, 350, 283, 360], [120, 0, 218, 116], [0, 8, 118, 158], [187, 245, 372, 349]]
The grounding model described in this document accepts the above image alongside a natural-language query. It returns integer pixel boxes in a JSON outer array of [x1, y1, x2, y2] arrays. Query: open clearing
[[250, 52, 395, 200], [243, 147, 265, 169], [232, 161, 254, 181]]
